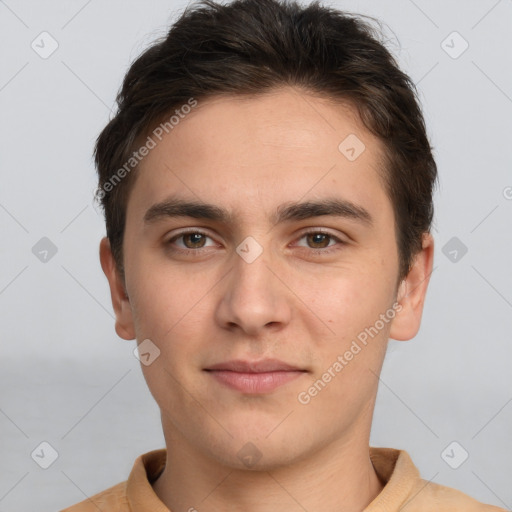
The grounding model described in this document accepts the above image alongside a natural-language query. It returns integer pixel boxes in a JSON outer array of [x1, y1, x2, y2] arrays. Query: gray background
[[1, 0, 511, 510]]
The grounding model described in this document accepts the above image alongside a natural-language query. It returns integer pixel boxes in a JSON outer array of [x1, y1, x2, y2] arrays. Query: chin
[[213, 444, 302, 472], [204, 429, 310, 471]]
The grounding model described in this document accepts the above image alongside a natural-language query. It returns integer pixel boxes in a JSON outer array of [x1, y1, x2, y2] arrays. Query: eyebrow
[[143, 195, 373, 227]]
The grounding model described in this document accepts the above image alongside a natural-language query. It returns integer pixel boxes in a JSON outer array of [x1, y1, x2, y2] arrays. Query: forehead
[[128, 87, 392, 225]]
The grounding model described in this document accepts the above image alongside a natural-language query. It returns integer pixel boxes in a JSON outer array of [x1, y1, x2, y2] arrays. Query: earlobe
[[389, 233, 435, 341], [99, 237, 136, 340]]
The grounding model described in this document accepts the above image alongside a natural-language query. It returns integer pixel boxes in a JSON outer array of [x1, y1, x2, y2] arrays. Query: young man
[[62, 0, 506, 510]]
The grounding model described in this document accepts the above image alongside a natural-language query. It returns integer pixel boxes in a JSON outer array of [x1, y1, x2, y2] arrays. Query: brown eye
[[167, 230, 216, 252], [306, 232, 332, 249], [182, 233, 207, 249], [294, 229, 346, 255]]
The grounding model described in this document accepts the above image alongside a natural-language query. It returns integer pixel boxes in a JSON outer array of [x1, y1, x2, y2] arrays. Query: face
[[101, 86, 433, 470]]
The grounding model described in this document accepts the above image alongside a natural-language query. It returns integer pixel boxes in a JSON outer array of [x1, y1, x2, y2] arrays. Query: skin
[[100, 86, 434, 512]]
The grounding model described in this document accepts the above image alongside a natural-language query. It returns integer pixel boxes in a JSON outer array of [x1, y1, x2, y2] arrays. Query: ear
[[99, 237, 136, 340], [389, 232, 434, 341]]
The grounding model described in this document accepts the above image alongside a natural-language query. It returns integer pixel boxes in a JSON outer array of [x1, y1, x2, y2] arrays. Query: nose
[[214, 243, 292, 337]]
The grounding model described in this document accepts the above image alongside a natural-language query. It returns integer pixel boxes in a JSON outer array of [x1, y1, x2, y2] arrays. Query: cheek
[[127, 269, 219, 391], [296, 270, 393, 417], [126, 247, 209, 337], [305, 263, 393, 342]]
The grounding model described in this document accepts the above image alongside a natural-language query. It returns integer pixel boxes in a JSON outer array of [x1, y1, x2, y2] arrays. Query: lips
[[204, 359, 307, 393], [205, 359, 303, 373]]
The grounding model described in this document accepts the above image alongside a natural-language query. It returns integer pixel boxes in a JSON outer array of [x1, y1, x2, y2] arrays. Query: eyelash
[[166, 228, 346, 256]]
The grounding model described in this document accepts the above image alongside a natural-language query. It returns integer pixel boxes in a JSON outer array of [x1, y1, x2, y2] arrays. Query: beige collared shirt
[[60, 447, 506, 511]]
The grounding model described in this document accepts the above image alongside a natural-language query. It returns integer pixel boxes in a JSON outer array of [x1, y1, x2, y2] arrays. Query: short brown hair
[[95, 0, 437, 283]]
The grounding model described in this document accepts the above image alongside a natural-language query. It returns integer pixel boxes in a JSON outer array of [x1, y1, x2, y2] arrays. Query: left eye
[[170, 232, 215, 249], [296, 231, 340, 249]]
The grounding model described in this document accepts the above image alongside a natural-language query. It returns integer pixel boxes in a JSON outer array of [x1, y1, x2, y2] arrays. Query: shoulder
[[368, 447, 507, 512], [59, 448, 167, 512], [59, 480, 128, 512], [404, 478, 508, 511]]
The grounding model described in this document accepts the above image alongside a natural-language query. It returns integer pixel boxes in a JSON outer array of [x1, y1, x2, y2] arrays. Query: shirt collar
[[126, 447, 418, 512]]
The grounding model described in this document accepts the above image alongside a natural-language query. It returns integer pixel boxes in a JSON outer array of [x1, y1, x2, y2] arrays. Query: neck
[[153, 424, 384, 512]]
